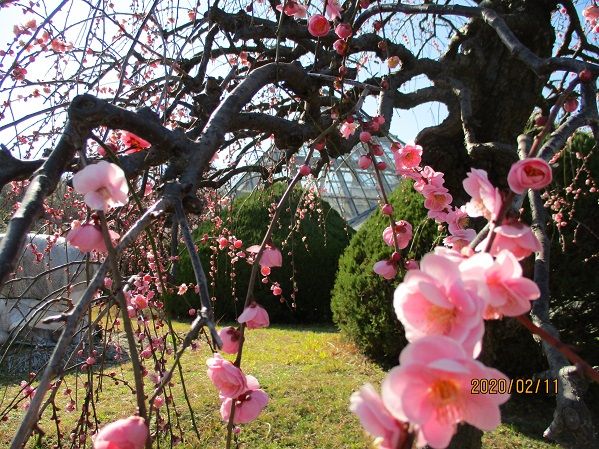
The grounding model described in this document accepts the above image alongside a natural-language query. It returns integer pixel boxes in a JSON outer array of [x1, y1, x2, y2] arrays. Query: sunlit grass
[[0, 324, 561, 448]]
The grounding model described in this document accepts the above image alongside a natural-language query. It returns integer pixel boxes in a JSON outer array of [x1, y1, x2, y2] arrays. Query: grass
[[0, 323, 562, 448]]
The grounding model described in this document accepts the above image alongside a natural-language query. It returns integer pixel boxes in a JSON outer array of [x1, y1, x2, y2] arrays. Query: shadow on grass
[[501, 395, 556, 440]]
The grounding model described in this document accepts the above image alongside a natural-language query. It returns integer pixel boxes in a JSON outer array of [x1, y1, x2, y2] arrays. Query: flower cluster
[[352, 153, 553, 448], [206, 303, 271, 427]]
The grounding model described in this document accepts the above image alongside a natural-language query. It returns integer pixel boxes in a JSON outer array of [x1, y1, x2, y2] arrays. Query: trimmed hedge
[[166, 183, 353, 323], [331, 180, 440, 366]]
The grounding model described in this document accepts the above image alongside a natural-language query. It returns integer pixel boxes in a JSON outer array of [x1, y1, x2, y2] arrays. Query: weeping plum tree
[[0, 0, 598, 448]]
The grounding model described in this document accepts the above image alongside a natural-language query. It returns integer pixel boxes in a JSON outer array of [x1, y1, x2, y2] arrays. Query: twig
[[97, 212, 148, 423], [174, 201, 221, 347]]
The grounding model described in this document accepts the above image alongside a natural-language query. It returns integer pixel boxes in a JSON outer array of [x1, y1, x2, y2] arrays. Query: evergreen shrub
[[165, 183, 353, 323], [331, 179, 440, 366]]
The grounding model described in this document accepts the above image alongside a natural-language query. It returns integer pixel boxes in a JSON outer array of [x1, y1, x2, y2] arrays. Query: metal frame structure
[[224, 136, 403, 228]]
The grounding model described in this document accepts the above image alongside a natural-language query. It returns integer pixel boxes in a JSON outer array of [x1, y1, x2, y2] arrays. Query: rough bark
[[416, 0, 556, 198], [417, 2, 557, 448]]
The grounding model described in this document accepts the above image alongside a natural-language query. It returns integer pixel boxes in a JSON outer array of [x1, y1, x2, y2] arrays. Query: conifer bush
[[331, 180, 440, 366], [166, 183, 353, 323]]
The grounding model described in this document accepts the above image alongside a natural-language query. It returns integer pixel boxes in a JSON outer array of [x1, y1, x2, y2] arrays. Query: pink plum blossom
[[413, 166, 445, 192], [72, 161, 129, 211], [66, 220, 119, 253], [237, 302, 270, 329], [373, 260, 397, 280], [219, 327, 241, 354], [206, 354, 248, 398], [177, 283, 188, 295], [422, 186, 453, 212], [583, 6, 599, 24], [382, 220, 413, 249], [393, 143, 422, 174], [359, 131, 372, 142], [478, 222, 541, 260], [393, 252, 484, 357], [381, 336, 509, 449], [246, 244, 282, 268], [340, 120, 359, 139], [220, 387, 269, 424], [325, 0, 342, 20], [358, 155, 372, 169], [460, 250, 540, 319], [462, 168, 501, 220], [446, 207, 469, 235], [131, 294, 148, 310], [333, 38, 348, 55], [563, 97, 578, 113], [308, 14, 330, 37], [93, 416, 148, 449], [276, 0, 307, 19], [507, 158, 552, 194], [121, 131, 150, 154], [349, 384, 406, 449], [443, 228, 476, 251], [335, 23, 352, 39]]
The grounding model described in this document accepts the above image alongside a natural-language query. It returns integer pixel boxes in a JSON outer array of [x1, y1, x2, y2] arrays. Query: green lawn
[[0, 324, 561, 448]]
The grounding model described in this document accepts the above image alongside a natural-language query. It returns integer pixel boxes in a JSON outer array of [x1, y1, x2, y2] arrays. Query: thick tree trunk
[[415, 2, 563, 449], [416, 0, 556, 199]]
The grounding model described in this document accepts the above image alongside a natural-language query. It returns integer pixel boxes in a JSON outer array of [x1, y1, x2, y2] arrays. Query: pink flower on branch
[[276, 0, 307, 19], [308, 14, 331, 37], [246, 244, 282, 268], [373, 259, 397, 280], [72, 161, 129, 211], [66, 220, 119, 253], [393, 143, 422, 174], [460, 250, 540, 319], [382, 220, 413, 249], [237, 302, 270, 329], [219, 326, 241, 354], [382, 337, 509, 449], [422, 186, 453, 213], [93, 416, 148, 449], [335, 23, 352, 39], [507, 158, 552, 194], [206, 354, 248, 398], [583, 5, 599, 24], [121, 131, 151, 154], [393, 252, 484, 357], [339, 120, 359, 139], [462, 168, 501, 220], [220, 386, 269, 424], [477, 223, 541, 260], [325, 0, 343, 20], [349, 384, 407, 449]]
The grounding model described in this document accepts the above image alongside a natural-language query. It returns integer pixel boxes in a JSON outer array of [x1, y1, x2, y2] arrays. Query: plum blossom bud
[[218, 327, 241, 354], [308, 14, 330, 37], [93, 416, 148, 449], [237, 302, 270, 329], [373, 260, 397, 280], [335, 23, 352, 39], [358, 155, 372, 169], [507, 158, 552, 194]]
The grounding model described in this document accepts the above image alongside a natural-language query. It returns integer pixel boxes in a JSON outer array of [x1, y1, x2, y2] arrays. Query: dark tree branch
[[0, 146, 45, 190]]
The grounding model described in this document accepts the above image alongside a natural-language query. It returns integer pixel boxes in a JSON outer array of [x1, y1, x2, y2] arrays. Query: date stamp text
[[471, 378, 558, 395]]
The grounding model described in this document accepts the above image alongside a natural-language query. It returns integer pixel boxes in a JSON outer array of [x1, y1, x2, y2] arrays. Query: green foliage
[[547, 132, 599, 365], [331, 180, 440, 366], [166, 183, 353, 323]]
